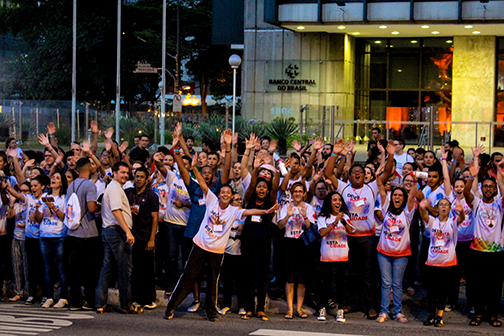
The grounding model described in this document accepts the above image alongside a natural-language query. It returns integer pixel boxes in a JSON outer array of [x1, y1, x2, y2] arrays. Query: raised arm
[[6, 184, 25, 204], [47, 122, 57, 147], [241, 134, 256, 179], [418, 199, 431, 223], [221, 129, 232, 184], [153, 152, 168, 178], [90, 120, 99, 154], [38, 133, 63, 169], [192, 161, 209, 195], [464, 163, 478, 204], [375, 164, 387, 206], [497, 161, 504, 203], [242, 202, 280, 217], [82, 140, 106, 178], [244, 154, 264, 202], [378, 140, 396, 184], [324, 139, 344, 190], [453, 201, 466, 225], [440, 146, 452, 197], [407, 178, 418, 212], [304, 137, 323, 180], [6, 149, 26, 184]]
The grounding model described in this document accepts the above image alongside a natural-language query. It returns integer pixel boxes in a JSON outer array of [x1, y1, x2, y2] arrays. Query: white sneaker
[[238, 308, 246, 316], [54, 299, 68, 308], [42, 298, 54, 308], [218, 306, 230, 315], [317, 308, 327, 321], [336, 309, 346, 322], [144, 302, 157, 310], [187, 301, 201, 312]]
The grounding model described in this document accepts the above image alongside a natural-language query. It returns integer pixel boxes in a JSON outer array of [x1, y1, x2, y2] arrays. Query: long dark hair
[[319, 191, 349, 219], [247, 177, 272, 206], [51, 172, 68, 196], [387, 186, 408, 215]]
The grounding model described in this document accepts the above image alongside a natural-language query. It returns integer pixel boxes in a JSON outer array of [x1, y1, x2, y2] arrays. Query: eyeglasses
[[44, 154, 52, 157]]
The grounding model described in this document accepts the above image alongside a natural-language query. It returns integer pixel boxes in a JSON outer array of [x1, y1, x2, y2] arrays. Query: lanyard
[[482, 200, 494, 220], [436, 218, 449, 238]]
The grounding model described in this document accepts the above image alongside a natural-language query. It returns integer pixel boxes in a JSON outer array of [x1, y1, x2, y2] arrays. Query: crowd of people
[[0, 122, 503, 328]]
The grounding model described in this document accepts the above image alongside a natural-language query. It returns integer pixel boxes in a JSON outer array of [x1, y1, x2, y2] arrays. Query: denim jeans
[[159, 222, 186, 288], [95, 226, 132, 309], [40, 237, 67, 299], [377, 252, 409, 317]]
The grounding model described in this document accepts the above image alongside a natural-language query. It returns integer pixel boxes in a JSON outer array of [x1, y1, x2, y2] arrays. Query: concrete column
[[452, 36, 496, 148]]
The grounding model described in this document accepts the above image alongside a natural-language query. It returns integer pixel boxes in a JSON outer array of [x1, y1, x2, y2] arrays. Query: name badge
[[213, 224, 223, 232], [355, 199, 365, 207], [251, 215, 262, 223], [486, 219, 496, 228], [389, 225, 399, 233], [230, 230, 236, 238], [198, 199, 205, 205], [435, 239, 445, 247]]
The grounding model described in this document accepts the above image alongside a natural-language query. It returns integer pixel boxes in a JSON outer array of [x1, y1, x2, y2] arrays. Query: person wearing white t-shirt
[[164, 159, 279, 322], [393, 138, 414, 179], [464, 158, 504, 328], [316, 191, 355, 323], [34, 172, 68, 309], [278, 182, 316, 320], [325, 139, 396, 319]]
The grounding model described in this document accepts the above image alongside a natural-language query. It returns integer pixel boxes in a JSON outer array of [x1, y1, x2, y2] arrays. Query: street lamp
[[228, 54, 242, 142]]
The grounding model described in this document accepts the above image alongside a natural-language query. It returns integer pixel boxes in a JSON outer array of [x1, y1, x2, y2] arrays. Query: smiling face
[[232, 194, 242, 207], [255, 181, 269, 200], [51, 172, 63, 189], [482, 179, 497, 200], [218, 186, 233, 205], [114, 166, 130, 185], [30, 180, 44, 198], [403, 175, 414, 191], [258, 168, 272, 182], [163, 155, 174, 169], [424, 152, 435, 167], [454, 180, 465, 199], [291, 185, 306, 203], [349, 165, 365, 188], [402, 163, 413, 177], [331, 193, 343, 214], [391, 188, 405, 209]]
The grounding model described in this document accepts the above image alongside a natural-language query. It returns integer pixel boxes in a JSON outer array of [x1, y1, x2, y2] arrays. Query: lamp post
[[228, 54, 242, 141], [115, 0, 122, 143], [71, 0, 77, 142], [160, 0, 166, 146]]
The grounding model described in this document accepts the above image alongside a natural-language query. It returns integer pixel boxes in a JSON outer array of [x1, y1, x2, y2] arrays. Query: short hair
[[182, 155, 192, 163], [112, 161, 130, 173], [448, 140, 459, 148], [260, 135, 271, 142], [491, 152, 503, 162], [428, 163, 442, 175], [134, 135, 141, 140], [372, 127, 381, 133], [157, 146, 170, 155], [135, 167, 149, 177], [140, 135, 149, 140], [186, 136, 195, 142], [208, 151, 219, 158], [290, 153, 300, 162], [32, 174, 50, 187], [349, 163, 365, 174], [416, 148, 426, 155], [407, 148, 416, 154], [290, 181, 307, 193], [76, 158, 91, 172], [394, 138, 406, 148]]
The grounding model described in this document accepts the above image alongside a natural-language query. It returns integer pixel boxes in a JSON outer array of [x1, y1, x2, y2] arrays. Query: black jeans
[[0, 235, 12, 282], [159, 222, 186, 288], [447, 241, 472, 307], [317, 261, 347, 310], [220, 254, 245, 308], [68, 236, 102, 307], [132, 240, 156, 305], [241, 240, 271, 313], [469, 249, 504, 317], [166, 244, 224, 318], [426, 265, 454, 313], [25, 237, 45, 298], [347, 235, 377, 311]]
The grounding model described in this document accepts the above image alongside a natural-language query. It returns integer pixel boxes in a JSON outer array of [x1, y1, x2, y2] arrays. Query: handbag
[[301, 223, 320, 246]]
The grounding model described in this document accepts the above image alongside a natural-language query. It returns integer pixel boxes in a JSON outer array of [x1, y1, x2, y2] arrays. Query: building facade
[[220, 0, 504, 147]]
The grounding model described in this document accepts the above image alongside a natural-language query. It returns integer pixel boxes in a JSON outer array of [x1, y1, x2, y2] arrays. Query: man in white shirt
[[96, 162, 140, 314], [393, 138, 414, 179]]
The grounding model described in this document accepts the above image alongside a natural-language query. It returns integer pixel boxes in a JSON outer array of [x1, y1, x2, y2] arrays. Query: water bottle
[[87, 129, 92, 142], [411, 171, 428, 179], [278, 159, 288, 176]]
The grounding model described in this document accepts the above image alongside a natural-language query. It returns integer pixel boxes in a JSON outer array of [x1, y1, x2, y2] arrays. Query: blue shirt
[[184, 178, 222, 239]]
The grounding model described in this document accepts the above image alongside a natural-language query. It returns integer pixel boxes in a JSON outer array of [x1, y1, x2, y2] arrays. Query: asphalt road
[[1, 302, 503, 336]]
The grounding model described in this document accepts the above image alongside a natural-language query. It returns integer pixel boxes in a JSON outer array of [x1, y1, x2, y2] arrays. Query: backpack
[[64, 180, 87, 230]]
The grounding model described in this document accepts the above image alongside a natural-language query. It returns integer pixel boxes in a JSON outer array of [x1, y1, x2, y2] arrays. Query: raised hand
[[223, 129, 233, 145], [81, 140, 90, 153], [298, 203, 307, 217], [333, 139, 344, 155], [269, 139, 277, 153], [377, 140, 385, 153], [254, 152, 265, 169], [454, 201, 464, 214], [254, 137, 261, 151], [441, 145, 448, 159], [291, 139, 301, 152], [176, 122, 183, 137], [104, 140, 112, 152], [386, 140, 395, 156], [469, 164, 479, 178], [313, 137, 323, 151], [5, 148, 17, 158], [233, 132, 238, 146], [245, 134, 256, 150], [153, 152, 165, 163], [419, 199, 430, 210], [453, 147, 463, 161], [119, 141, 129, 153], [26, 159, 35, 168], [286, 202, 295, 217], [266, 202, 280, 214], [172, 132, 180, 147], [104, 127, 114, 140], [90, 120, 98, 134], [38, 133, 50, 147], [335, 212, 345, 224], [471, 144, 484, 157], [47, 122, 56, 135], [191, 152, 198, 170]]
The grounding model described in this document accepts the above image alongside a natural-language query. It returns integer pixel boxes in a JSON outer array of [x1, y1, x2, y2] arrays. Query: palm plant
[[196, 115, 227, 148], [267, 117, 299, 155]]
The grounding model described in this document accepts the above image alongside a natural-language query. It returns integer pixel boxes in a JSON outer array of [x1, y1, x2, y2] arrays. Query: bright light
[[391, 31, 399, 35], [410, 40, 418, 44], [398, 69, 403, 73], [446, 40, 453, 43], [374, 41, 382, 44], [183, 94, 199, 106], [421, 25, 429, 29], [464, 25, 473, 29], [379, 25, 387, 29], [182, 86, 191, 90], [338, 26, 346, 29], [352, 32, 360, 35], [297, 26, 305, 30], [473, 31, 481, 34], [431, 31, 440, 35]]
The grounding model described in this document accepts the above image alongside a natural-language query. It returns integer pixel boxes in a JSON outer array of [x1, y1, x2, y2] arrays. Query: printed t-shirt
[[278, 202, 316, 239], [224, 219, 244, 255], [310, 197, 324, 218], [39, 194, 67, 238], [394, 153, 414, 178], [24, 195, 43, 239], [0, 202, 8, 236], [377, 200, 414, 257], [422, 184, 449, 238], [13, 202, 27, 240], [185, 178, 222, 239], [451, 195, 473, 242], [192, 189, 245, 254], [318, 214, 353, 262], [337, 180, 379, 237], [425, 216, 458, 267], [470, 196, 503, 252], [164, 169, 190, 226], [152, 176, 168, 220]]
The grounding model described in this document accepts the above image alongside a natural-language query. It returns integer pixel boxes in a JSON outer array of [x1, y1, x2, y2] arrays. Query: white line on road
[[250, 330, 366, 336]]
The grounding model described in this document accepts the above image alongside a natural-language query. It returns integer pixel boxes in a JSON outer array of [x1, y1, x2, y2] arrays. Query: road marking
[[0, 304, 93, 336], [250, 330, 366, 336]]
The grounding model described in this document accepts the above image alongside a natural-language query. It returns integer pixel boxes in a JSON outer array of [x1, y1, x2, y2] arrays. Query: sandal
[[469, 314, 483, 326], [295, 310, 308, 318], [121, 305, 144, 314], [284, 311, 293, 319], [257, 311, 269, 321], [241, 312, 253, 320], [9, 295, 21, 302], [96, 305, 113, 314], [489, 316, 502, 328]]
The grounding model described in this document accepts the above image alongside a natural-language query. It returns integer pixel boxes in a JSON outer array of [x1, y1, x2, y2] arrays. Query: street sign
[[133, 62, 158, 73], [173, 94, 182, 112]]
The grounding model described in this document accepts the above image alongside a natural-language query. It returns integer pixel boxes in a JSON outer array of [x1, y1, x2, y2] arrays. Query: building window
[[356, 37, 453, 143]]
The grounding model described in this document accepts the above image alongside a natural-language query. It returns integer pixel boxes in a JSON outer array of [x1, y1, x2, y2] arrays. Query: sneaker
[[238, 308, 246, 316], [423, 313, 436, 326], [41, 297, 48, 305], [82, 301, 94, 311], [42, 298, 54, 308], [144, 302, 157, 310], [376, 312, 389, 323], [444, 304, 453, 312], [218, 307, 230, 315], [336, 309, 346, 322], [394, 313, 408, 323], [25, 296, 34, 305], [317, 308, 327, 321], [187, 301, 201, 312], [434, 316, 444, 327], [54, 299, 68, 308], [69, 306, 81, 311], [367, 308, 378, 320]]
